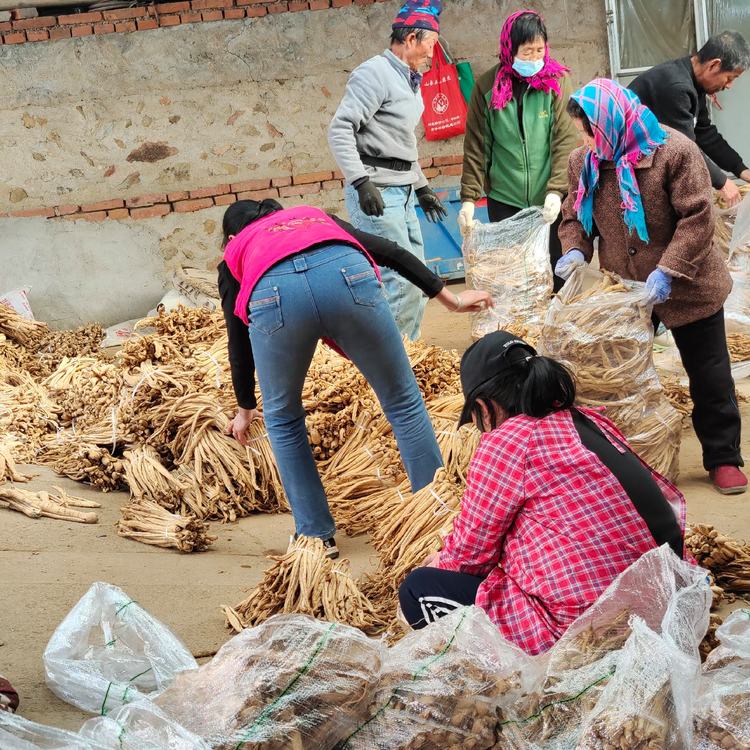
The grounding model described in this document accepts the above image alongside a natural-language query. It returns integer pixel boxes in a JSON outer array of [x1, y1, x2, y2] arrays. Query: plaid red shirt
[[437, 407, 686, 655]]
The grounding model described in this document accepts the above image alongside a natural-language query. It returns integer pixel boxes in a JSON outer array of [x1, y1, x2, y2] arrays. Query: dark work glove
[[416, 186, 448, 223], [355, 179, 385, 217]]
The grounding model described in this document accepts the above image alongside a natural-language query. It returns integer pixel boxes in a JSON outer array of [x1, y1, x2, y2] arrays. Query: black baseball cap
[[458, 331, 537, 426]]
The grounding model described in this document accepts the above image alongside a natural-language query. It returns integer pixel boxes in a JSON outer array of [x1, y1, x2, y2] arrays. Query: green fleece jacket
[[460, 65, 579, 208]]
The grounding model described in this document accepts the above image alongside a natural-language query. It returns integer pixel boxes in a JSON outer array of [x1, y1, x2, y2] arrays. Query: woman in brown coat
[[555, 78, 744, 495]]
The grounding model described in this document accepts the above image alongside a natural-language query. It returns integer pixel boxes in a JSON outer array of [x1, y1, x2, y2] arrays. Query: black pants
[[659, 308, 743, 470], [398, 567, 484, 629], [487, 196, 565, 292]]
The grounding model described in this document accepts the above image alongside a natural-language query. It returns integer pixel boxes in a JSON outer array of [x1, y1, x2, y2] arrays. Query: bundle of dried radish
[[0, 302, 48, 348], [713, 184, 750, 258], [46, 357, 124, 434], [39, 439, 125, 492], [686, 524, 750, 594], [134, 305, 225, 348], [0, 485, 99, 523], [727, 332, 750, 362], [403, 339, 462, 398], [122, 444, 186, 511], [540, 267, 681, 479], [222, 536, 384, 635], [25, 324, 105, 379], [117, 499, 216, 553], [0, 440, 33, 483], [0, 368, 60, 462]]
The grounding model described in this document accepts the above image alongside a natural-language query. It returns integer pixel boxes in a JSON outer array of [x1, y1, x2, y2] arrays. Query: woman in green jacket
[[459, 10, 578, 290]]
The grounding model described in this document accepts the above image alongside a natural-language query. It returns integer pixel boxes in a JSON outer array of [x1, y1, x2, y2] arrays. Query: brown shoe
[[709, 466, 748, 495]]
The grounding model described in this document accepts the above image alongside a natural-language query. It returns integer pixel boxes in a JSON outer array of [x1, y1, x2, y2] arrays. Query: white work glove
[[554, 249, 586, 280], [542, 193, 561, 224], [458, 201, 476, 236]]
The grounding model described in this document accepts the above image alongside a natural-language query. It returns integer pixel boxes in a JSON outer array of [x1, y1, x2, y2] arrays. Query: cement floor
[[1, 283, 749, 730]]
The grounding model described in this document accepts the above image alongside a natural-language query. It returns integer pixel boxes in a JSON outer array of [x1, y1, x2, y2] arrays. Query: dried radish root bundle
[[122, 444, 185, 511], [727, 332, 750, 362], [0, 485, 99, 524], [39, 439, 125, 492], [694, 609, 750, 750], [463, 207, 553, 342], [156, 614, 382, 750], [0, 301, 49, 348], [338, 606, 529, 750], [685, 524, 750, 595], [0, 440, 33, 482], [223, 536, 384, 635], [713, 184, 750, 259], [117, 500, 216, 553], [539, 267, 682, 480], [134, 305, 225, 348], [26, 324, 105, 379]]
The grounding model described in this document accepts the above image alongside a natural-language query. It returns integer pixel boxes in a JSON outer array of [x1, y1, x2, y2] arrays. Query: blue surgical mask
[[512, 57, 544, 78]]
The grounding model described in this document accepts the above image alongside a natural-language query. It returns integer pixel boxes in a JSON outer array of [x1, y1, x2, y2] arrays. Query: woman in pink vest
[[219, 198, 491, 558]]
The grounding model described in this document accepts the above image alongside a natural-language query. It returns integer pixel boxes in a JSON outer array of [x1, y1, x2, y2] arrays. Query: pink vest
[[223, 206, 381, 324]]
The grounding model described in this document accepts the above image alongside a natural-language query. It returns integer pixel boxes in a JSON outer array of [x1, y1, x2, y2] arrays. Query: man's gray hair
[[697, 30, 750, 72], [390, 27, 430, 45]]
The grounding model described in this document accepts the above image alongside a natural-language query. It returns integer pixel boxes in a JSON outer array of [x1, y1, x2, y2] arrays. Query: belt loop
[[293, 255, 308, 272]]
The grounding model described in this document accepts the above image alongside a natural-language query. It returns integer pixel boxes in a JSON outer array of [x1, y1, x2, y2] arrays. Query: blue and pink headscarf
[[572, 78, 668, 243], [491, 9, 568, 111]]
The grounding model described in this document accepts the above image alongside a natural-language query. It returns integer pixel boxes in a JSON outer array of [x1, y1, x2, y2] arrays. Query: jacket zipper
[[514, 90, 530, 206]]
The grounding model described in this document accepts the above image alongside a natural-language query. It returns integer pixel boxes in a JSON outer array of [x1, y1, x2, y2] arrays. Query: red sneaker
[[709, 465, 748, 495]]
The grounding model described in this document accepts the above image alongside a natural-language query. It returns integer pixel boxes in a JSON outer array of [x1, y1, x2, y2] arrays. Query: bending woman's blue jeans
[[247, 243, 443, 539]]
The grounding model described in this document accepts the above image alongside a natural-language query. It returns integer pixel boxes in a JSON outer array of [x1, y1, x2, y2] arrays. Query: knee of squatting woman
[[218, 199, 493, 559], [399, 330, 688, 655]]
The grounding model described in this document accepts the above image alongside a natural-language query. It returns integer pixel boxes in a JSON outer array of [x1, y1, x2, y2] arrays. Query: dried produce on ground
[[223, 536, 384, 635], [0, 485, 99, 523], [0, 303, 49, 348], [38, 439, 125, 492], [0, 440, 33, 483], [686, 524, 750, 594], [117, 499, 216, 553]]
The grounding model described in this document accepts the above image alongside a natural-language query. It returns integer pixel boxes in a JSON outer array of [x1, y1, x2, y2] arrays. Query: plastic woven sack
[[497, 545, 710, 749], [539, 267, 682, 480], [463, 208, 552, 341], [338, 605, 534, 750], [43, 582, 197, 715], [694, 608, 750, 750], [155, 613, 382, 750]]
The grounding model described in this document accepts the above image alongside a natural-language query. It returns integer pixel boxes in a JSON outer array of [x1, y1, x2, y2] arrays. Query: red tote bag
[[420, 42, 467, 141]]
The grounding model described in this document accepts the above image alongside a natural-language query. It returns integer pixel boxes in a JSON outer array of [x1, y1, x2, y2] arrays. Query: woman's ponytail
[[518, 355, 576, 417]]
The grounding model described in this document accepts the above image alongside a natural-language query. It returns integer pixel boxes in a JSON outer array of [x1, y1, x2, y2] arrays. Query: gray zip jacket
[[328, 49, 428, 189]]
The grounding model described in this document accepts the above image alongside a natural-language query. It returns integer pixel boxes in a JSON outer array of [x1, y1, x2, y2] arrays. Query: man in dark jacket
[[630, 31, 750, 207]]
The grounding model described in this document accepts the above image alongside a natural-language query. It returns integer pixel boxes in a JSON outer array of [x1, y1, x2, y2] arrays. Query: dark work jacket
[[629, 56, 747, 189]]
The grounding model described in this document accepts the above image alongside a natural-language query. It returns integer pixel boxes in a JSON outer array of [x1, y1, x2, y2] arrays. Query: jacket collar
[[383, 49, 422, 91], [677, 55, 704, 94]]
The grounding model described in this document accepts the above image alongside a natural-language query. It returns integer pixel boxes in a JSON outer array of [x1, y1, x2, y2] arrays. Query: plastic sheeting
[[43, 582, 197, 715]]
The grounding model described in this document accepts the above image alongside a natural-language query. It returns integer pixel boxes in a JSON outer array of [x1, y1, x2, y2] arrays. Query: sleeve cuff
[[658, 257, 697, 281]]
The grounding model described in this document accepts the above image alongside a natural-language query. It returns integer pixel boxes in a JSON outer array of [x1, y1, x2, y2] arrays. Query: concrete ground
[[1, 283, 749, 731]]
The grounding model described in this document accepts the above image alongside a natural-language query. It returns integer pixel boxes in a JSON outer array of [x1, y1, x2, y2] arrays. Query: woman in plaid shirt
[[399, 330, 687, 655]]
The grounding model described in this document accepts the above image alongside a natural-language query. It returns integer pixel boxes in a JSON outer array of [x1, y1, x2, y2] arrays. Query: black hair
[[390, 27, 430, 45], [566, 98, 594, 135], [509, 12, 547, 57], [696, 30, 750, 72], [467, 350, 576, 431], [221, 198, 283, 246]]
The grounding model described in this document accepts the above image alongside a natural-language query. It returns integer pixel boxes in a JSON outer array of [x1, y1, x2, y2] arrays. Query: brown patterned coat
[[558, 126, 731, 329]]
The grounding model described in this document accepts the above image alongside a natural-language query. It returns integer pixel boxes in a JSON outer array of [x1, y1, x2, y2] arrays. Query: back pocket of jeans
[[248, 291, 283, 334], [342, 265, 380, 307]]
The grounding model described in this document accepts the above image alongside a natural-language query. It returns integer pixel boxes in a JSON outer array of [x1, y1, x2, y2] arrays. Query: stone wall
[[0, 0, 609, 325]]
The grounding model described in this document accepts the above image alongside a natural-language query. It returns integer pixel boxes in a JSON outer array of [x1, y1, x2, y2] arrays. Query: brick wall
[[0, 0, 387, 44], [3, 155, 463, 221]]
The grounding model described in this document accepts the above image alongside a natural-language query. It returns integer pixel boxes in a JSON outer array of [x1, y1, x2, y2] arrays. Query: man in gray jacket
[[328, 0, 447, 340]]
